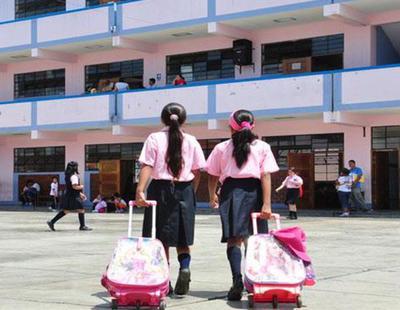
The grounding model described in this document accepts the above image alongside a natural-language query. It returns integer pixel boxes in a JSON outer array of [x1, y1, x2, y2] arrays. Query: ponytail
[[230, 110, 258, 168], [161, 103, 187, 178]]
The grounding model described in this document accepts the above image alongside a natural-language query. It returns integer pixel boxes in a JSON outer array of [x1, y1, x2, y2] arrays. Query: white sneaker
[[339, 212, 349, 217]]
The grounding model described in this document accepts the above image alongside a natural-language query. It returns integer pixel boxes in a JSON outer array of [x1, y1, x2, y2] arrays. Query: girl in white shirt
[[336, 168, 352, 217], [276, 167, 303, 220], [49, 177, 59, 211]]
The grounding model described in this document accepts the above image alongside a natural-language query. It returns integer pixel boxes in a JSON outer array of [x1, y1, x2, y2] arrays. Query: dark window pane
[[14, 69, 65, 99], [16, 0, 66, 19], [14, 146, 65, 173], [166, 48, 234, 84]]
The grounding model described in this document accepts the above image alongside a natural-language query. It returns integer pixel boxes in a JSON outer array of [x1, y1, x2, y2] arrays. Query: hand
[[275, 188, 280, 193], [135, 191, 149, 207], [80, 193, 87, 201], [260, 203, 272, 220], [209, 194, 219, 209]]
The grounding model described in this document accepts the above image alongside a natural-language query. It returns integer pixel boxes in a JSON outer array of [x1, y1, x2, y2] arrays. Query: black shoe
[[174, 268, 191, 295], [47, 221, 55, 231], [292, 212, 298, 220], [79, 226, 92, 231], [227, 276, 244, 301], [286, 211, 293, 219]]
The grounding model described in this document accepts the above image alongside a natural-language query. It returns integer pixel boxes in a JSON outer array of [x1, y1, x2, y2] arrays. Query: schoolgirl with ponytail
[[135, 103, 206, 296], [206, 109, 279, 301]]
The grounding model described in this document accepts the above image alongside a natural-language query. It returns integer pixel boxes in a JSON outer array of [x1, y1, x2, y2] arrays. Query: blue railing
[[1, 63, 400, 106]]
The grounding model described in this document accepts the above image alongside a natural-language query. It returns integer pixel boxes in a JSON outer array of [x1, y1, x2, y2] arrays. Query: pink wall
[[3, 114, 398, 203]]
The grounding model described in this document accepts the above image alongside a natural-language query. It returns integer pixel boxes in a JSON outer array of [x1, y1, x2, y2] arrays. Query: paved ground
[[0, 210, 399, 309]]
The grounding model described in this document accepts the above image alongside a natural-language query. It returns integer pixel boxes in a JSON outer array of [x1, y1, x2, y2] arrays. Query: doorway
[[372, 150, 400, 210]]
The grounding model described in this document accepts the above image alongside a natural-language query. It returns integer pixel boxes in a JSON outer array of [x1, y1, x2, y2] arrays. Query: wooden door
[[288, 153, 315, 208], [99, 160, 121, 198], [372, 151, 399, 210]]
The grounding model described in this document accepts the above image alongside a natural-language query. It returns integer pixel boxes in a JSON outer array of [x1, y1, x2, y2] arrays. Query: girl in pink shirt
[[206, 109, 279, 301], [276, 167, 304, 220], [135, 103, 206, 296]]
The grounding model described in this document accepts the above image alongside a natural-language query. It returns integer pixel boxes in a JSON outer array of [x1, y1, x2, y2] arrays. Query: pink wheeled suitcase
[[244, 213, 307, 309], [101, 201, 169, 310]]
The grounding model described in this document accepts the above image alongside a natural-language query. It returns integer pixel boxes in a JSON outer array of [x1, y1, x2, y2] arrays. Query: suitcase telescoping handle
[[128, 200, 157, 239], [251, 212, 281, 235]]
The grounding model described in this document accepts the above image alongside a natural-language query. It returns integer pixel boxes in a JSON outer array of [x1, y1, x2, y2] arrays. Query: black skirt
[[142, 180, 196, 247], [61, 193, 84, 211], [219, 178, 268, 243], [286, 188, 300, 205]]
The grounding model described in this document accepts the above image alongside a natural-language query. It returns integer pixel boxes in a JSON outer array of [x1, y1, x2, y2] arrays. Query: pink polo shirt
[[283, 175, 303, 189], [206, 139, 279, 183], [139, 130, 206, 181]]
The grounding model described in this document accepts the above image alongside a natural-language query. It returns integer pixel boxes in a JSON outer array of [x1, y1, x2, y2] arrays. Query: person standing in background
[[348, 160, 371, 212], [276, 167, 303, 220], [49, 177, 59, 212]]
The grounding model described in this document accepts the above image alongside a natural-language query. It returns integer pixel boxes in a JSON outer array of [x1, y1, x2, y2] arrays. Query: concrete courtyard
[[0, 210, 399, 309]]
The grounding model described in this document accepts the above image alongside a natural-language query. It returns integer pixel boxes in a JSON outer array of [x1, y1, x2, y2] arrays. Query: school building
[[0, 0, 399, 210]]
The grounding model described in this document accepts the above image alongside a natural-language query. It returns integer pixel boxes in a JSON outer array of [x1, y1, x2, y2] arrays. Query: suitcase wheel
[[159, 300, 167, 310], [111, 298, 118, 309], [272, 295, 278, 309], [296, 295, 303, 308], [247, 294, 254, 309]]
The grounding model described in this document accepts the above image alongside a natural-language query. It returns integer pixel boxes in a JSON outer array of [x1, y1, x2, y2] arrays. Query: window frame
[[15, 0, 66, 19], [14, 146, 66, 173]]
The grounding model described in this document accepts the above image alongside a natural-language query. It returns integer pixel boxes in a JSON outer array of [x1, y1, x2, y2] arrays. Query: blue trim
[[35, 120, 112, 131], [84, 170, 99, 200], [0, 126, 31, 134], [13, 174, 18, 202], [333, 73, 342, 112], [208, 0, 216, 18], [31, 102, 37, 129], [31, 19, 37, 45], [323, 75, 333, 112], [338, 100, 400, 111], [116, 3, 123, 33], [109, 95, 116, 121], [117, 93, 123, 121], [208, 84, 216, 116], [0, 92, 112, 105]]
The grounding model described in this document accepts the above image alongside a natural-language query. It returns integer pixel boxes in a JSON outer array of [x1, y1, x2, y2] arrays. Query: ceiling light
[[171, 32, 193, 37], [84, 45, 105, 50], [273, 17, 297, 23]]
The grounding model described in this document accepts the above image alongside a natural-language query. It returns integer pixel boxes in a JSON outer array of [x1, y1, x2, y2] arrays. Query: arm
[[192, 169, 201, 193], [275, 182, 285, 192], [208, 175, 219, 209], [135, 164, 153, 207], [260, 172, 272, 219]]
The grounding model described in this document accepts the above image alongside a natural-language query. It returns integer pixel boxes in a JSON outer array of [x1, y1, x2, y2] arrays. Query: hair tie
[[229, 111, 255, 131], [170, 114, 179, 121]]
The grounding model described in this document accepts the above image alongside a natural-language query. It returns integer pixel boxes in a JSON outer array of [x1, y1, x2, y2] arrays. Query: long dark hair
[[161, 103, 187, 178], [231, 110, 258, 168], [65, 161, 79, 180]]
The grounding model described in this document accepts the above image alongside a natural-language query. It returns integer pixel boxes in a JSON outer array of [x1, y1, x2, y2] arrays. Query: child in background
[[92, 195, 107, 213], [206, 109, 279, 301], [113, 193, 127, 213], [276, 168, 303, 220], [336, 168, 352, 217], [49, 177, 59, 211]]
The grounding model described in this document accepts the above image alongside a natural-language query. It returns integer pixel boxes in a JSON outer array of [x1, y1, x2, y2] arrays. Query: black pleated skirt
[[286, 188, 300, 205], [61, 192, 84, 211], [219, 178, 268, 243], [142, 180, 196, 247]]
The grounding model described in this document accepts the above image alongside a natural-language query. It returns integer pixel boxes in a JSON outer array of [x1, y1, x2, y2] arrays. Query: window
[[372, 126, 400, 150], [263, 134, 344, 181], [262, 34, 344, 74], [166, 49, 235, 84], [15, 0, 66, 19], [85, 143, 144, 170], [14, 147, 65, 173], [85, 60, 144, 92], [86, 0, 124, 6], [14, 69, 65, 99]]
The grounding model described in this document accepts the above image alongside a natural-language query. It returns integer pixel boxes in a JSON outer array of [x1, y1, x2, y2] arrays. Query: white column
[[344, 126, 372, 204]]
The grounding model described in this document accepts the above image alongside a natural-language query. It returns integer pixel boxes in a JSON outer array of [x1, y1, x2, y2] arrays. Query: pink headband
[[229, 112, 255, 131]]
